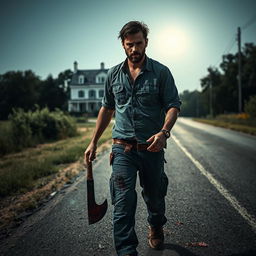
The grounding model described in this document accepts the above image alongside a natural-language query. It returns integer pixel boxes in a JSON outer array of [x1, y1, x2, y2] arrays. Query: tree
[[38, 75, 67, 111], [0, 70, 40, 120], [242, 43, 256, 104], [200, 43, 256, 115], [245, 95, 256, 118], [179, 90, 208, 117], [0, 68, 73, 120], [56, 69, 73, 109], [200, 67, 222, 116], [57, 69, 73, 90]]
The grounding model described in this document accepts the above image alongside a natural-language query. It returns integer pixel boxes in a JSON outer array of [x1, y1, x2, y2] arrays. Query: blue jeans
[[109, 144, 168, 256]]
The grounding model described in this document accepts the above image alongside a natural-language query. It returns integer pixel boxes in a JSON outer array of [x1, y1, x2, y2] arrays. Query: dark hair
[[118, 21, 149, 42]]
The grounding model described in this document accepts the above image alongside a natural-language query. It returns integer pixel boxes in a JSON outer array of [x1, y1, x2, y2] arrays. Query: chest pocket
[[113, 84, 127, 106], [136, 84, 159, 106]]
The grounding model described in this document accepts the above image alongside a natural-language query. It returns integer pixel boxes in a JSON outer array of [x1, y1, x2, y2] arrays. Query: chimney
[[100, 62, 105, 70], [74, 61, 78, 73]]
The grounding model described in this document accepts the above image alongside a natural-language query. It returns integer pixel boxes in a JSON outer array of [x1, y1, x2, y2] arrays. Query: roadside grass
[[0, 109, 78, 156], [0, 120, 113, 198], [0, 120, 113, 230], [193, 114, 256, 135]]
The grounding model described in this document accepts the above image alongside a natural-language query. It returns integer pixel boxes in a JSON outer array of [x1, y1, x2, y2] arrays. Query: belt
[[113, 139, 149, 152]]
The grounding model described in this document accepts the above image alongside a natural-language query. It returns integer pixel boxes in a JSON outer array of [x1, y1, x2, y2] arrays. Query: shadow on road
[[228, 250, 256, 256], [145, 243, 199, 256]]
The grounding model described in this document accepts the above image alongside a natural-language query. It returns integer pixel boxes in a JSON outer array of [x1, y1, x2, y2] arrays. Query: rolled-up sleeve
[[101, 70, 115, 110], [160, 67, 181, 112]]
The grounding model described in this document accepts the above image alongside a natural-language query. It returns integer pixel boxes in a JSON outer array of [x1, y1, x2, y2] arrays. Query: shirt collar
[[143, 55, 152, 71], [121, 55, 152, 72]]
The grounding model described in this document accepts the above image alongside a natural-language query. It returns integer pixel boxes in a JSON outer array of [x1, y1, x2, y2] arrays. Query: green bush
[[0, 107, 77, 156], [245, 95, 256, 118], [9, 108, 34, 149], [0, 121, 16, 155], [39, 108, 77, 140]]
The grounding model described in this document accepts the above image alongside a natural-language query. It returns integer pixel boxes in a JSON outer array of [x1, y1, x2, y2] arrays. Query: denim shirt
[[102, 56, 181, 143]]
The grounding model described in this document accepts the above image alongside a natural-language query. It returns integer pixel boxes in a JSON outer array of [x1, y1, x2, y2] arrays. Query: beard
[[125, 49, 146, 63]]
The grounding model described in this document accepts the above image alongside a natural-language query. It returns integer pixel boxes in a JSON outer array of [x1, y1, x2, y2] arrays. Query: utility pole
[[210, 80, 213, 117], [196, 91, 199, 117], [237, 27, 242, 112]]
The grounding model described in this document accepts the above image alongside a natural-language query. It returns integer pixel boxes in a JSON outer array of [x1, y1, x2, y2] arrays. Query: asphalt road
[[1, 118, 256, 256]]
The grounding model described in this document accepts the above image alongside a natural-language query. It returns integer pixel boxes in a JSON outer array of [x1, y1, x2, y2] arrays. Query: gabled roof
[[70, 69, 108, 85]]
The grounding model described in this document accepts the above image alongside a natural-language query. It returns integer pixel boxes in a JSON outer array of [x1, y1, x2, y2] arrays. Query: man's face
[[122, 31, 148, 63]]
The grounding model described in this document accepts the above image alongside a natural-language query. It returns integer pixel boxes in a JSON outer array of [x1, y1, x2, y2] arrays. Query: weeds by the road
[[0, 121, 112, 197], [194, 114, 256, 135], [0, 120, 113, 230], [0, 108, 77, 156]]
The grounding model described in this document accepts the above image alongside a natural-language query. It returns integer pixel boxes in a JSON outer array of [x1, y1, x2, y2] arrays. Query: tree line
[[180, 43, 256, 117], [0, 69, 73, 120], [1, 43, 255, 119]]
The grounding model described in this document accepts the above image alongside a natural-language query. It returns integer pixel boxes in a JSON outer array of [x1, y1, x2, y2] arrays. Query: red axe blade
[[86, 162, 108, 224]]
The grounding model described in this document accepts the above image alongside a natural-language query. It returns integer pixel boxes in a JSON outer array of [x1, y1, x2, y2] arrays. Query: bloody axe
[[86, 161, 108, 224]]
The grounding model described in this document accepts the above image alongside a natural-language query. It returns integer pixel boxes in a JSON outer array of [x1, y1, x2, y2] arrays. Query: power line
[[213, 33, 236, 67], [199, 15, 255, 94], [241, 14, 256, 30], [213, 14, 256, 68], [223, 35, 236, 54]]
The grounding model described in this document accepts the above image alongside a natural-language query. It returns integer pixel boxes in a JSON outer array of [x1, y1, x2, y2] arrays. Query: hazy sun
[[154, 27, 188, 57]]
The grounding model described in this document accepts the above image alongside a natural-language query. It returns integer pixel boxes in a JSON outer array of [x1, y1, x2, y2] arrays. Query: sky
[[0, 0, 256, 93]]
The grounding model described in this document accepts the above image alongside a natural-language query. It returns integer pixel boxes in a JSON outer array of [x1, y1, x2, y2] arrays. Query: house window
[[96, 75, 106, 83], [79, 75, 84, 84], [99, 90, 104, 98], [89, 90, 96, 99], [78, 90, 84, 98]]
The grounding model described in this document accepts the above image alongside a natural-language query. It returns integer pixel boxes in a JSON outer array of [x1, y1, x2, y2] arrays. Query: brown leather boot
[[148, 226, 164, 250]]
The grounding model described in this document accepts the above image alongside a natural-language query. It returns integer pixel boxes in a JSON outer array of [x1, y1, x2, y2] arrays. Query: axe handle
[[87, 162, 93, 181]]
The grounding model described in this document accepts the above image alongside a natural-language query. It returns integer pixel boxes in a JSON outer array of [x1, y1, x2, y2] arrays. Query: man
[[84, 21, 181, 256]]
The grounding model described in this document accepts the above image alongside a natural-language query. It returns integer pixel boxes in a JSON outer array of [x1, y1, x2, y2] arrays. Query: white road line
[[172, 134, 256, 233]]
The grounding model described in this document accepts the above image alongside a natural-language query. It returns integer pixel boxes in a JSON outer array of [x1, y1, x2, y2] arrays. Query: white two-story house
[[68, 61, 108, 114]]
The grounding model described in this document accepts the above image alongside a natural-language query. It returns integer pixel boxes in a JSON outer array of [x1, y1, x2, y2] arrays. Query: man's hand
[[146, 132, 167, 152], [146, 107, 178, 152], [84, 142, 97, 165]]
